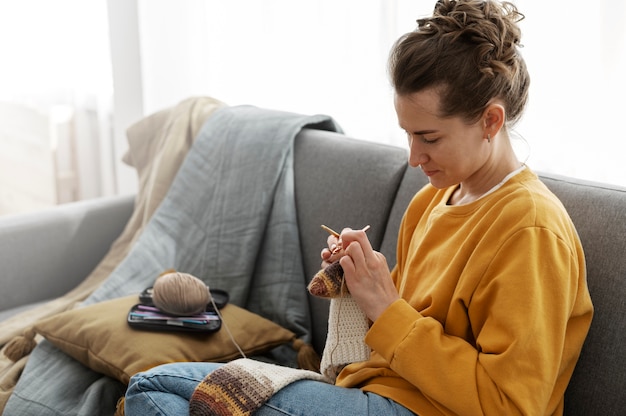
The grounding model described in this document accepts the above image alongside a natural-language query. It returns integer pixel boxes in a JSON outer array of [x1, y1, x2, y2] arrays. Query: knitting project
[[308, 260, 371, 381], [187, 259, 370, 415]]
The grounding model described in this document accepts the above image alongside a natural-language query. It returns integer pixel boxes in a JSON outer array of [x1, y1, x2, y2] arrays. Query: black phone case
[[138, 287, 229, 311], [127, 304, 222, 333]]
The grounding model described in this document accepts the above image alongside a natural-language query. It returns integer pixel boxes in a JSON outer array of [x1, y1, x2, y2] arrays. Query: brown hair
[[389, 0, 529, 126]]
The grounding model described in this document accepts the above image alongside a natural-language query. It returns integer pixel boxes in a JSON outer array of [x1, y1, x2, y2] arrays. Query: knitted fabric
[[320, 296, 370, 381], [308, 261, 370, 382], [189, 358, 327, 416]]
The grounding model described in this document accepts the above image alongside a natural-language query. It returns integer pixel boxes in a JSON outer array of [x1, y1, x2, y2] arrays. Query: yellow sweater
[[336, 169, 593, 416]]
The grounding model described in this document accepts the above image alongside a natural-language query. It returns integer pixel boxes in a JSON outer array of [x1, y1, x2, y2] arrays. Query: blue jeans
[[125, 362, 416, 416]]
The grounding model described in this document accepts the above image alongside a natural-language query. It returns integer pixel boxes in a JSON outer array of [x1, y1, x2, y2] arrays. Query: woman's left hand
[[339, 228, 400, 322]]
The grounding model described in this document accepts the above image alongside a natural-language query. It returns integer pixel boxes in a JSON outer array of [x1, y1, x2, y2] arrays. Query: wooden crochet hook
[[321, 224, 370, 238]]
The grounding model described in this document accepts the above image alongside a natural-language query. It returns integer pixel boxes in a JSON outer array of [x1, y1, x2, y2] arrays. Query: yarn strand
[[208, 286, 247, 360]]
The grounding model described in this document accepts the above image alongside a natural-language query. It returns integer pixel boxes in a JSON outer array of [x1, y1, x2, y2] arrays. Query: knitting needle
[[321, 224, 340, 238], [322, 224, 371, 256], [321, 224, 371, 238]]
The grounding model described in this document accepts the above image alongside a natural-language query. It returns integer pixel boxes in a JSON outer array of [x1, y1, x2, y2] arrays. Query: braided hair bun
[[428, 1, 523, 77], [390, 0, 529, 126]]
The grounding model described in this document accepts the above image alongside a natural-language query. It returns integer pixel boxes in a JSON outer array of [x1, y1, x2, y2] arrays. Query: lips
[[422, 168, 438, 177]]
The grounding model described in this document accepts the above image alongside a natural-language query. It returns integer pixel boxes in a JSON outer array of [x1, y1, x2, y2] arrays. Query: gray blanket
[[5, 105, 341, 416]]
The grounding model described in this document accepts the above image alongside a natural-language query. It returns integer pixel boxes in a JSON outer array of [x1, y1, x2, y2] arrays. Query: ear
[[482, 102, 506, 137]]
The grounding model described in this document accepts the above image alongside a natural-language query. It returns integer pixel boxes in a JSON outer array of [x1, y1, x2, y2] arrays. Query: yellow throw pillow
[[34, 295, 296, 384]]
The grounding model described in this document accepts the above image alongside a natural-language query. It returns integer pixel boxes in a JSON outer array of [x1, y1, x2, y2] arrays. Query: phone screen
[[127, 303, 222, 333]]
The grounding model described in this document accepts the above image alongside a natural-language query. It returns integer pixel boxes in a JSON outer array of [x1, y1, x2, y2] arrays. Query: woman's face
[[394, 89, 490, 190]]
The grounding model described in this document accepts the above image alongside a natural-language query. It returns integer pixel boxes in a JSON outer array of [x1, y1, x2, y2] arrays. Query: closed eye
[[402, 129, 440, 145], [420, 135, 439, 144]]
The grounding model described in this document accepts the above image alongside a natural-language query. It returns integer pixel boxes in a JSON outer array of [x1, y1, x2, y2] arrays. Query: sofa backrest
[[539, 173, 626, 415]]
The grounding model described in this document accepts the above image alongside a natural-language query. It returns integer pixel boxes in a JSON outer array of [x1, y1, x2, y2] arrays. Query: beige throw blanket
[[0, 96, 225, 411]]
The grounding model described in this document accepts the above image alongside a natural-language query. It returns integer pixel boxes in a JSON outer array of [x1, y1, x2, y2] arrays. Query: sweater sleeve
[[366, 226, 587, 415]]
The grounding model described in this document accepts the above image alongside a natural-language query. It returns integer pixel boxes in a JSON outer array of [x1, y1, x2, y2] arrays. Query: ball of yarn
[[152, 271, 210, 316]]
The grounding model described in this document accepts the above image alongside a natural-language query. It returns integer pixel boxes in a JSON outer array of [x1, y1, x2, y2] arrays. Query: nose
[[408, 141, 429, 168]]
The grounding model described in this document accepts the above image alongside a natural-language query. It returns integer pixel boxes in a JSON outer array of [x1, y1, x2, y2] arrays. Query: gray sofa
[[1, 128, 625, 415]]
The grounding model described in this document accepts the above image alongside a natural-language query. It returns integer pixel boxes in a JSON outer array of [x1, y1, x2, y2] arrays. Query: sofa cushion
[[33, 295, 296, 384]]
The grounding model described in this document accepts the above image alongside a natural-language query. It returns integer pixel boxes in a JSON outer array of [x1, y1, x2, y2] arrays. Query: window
[[0, 0, 114, 215]]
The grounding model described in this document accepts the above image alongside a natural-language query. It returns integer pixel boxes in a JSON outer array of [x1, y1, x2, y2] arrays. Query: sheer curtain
[[135, 0, 419, 145], [132, 0, 626, 188], [0, 0, 115, 215]]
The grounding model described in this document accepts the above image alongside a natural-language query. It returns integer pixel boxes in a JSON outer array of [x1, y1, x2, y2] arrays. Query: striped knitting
[[189, 358, 327, 416], [307, 261, 346, 298]]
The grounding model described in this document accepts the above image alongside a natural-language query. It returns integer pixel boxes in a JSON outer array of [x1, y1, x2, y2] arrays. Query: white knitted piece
[[320, 295, 370, 381], [227, 358, 328, 390]]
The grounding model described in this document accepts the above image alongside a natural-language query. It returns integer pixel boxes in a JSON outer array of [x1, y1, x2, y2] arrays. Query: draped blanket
[[4, 105, 341, 416]]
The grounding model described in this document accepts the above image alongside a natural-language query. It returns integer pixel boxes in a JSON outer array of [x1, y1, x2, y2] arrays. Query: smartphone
[[127, 303, 222, 333]]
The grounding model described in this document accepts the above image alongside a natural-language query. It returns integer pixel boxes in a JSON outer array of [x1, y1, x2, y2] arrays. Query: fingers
[[327, 235, 339, 251], [320, 234, 340, 268], [319, 226, 371, 268], [338, 228, 370, 277], [340, 228, 374, 261], [339, 241, 396, 322]]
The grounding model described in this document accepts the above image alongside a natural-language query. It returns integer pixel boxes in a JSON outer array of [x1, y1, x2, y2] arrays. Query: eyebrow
[[400, 126, 439, 136]]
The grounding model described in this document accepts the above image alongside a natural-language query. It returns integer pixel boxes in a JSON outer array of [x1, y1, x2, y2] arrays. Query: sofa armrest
[[0, 195, 134, 313]]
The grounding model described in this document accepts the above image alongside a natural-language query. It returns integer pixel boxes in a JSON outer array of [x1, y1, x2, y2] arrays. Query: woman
[[124, 1, 593, 414]]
